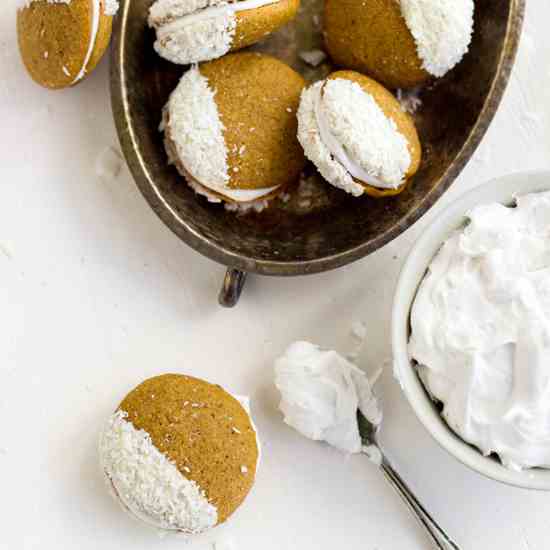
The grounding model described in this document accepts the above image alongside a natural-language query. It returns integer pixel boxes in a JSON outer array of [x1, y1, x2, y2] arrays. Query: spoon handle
[[380, 460, 460, 550]]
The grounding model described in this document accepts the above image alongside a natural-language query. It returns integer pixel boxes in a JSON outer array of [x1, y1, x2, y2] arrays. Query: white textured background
[[1, 1, 549, 549]]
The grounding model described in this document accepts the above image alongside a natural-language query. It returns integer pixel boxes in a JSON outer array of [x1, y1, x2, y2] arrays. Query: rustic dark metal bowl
[[111, 0, 524, 306]]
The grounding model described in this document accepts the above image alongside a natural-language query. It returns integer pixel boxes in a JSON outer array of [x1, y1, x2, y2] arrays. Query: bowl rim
[[110, 0, 525, 276], [392, 170, 550, 491]]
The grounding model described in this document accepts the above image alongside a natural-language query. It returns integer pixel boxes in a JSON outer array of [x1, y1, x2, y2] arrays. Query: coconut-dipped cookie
[[17, 0, 119, 89], [149, 0, 300, 65], [324, 0, 474, 89], [297, 71, 421, 198], [162, 52, 306, 212], [99, 374, 260, 534]]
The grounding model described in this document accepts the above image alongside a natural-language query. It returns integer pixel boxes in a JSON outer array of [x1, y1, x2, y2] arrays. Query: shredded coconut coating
[[149, 0, 279, 64], [297, 79, 411, 195], [154, 9, 236, 65], [275, 341, 382, 454], [166, 66, 230, 190], [100, 410, 218, 533], [399, 0, 474, 78]]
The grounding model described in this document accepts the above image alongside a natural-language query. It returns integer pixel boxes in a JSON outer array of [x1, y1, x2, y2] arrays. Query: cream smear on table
[[409, 192, 550, 471]]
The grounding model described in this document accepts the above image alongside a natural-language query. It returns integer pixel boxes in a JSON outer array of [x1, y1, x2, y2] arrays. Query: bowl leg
[[218, 269, 248, 308]]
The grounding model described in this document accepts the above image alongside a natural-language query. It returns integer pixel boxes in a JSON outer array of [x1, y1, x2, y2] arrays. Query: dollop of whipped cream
[[409, 192, 550, 471], [274, 341, 382, 454]]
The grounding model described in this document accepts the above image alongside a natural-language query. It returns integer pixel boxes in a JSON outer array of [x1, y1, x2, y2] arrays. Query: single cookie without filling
[[17, 0, 119, 89], [324, 0, 474, 89], [148, 0, 300, 65], [99, 374, 260, 534], [162, 52, 306, 212], [297, 71, 421, 197]]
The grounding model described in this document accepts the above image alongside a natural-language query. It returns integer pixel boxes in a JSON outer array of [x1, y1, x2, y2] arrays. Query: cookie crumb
[[96, 146, 123, 179]]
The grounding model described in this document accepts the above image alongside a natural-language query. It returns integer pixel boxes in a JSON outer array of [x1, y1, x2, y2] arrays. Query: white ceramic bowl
[[392, 171, 550, 491]]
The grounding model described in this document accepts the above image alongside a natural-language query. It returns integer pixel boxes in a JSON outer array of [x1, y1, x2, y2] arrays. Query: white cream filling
[[187, 177, 280, 203], [71, 0, 100, 84], [313, 85, 389, 190], [159, 0, 279, 33], [409, 192, 550, 470]]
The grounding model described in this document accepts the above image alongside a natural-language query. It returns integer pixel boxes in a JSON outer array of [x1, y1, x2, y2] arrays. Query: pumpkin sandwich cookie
[[17, 0, 119, 89], [297, 71, 421, 198], [324, 0, 474, 89], [99, 374, 260, 534], [148, 0, 300, 65], [162, 52, 306, 213]]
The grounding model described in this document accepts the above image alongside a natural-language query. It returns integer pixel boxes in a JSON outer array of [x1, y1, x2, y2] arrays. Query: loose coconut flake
[[297, 79, 411, 195], [104, 0, 119, 16], [100, 410, 218, 533], [299, 49, 327, 67], [399, 0, 474, 78]]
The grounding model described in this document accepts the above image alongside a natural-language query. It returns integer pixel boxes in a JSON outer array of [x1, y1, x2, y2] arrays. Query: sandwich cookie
[[162, 52, 306, 212], [148, 0, 300, 65], [99, 374, 260, 534], [17, 0, 119, 89], [297, 71, 421, 198], [324, 0, 474, 89]]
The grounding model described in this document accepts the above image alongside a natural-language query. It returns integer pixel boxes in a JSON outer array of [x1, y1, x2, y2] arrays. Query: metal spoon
[[358, 412, 460, 550]]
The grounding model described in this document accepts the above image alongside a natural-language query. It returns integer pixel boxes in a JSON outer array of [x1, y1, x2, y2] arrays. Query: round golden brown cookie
[[162, 52, 306, 210], [330, 71, 421, 197], [17, 0, 116, 89], [201, 53, 306, 191], [100, 374, 259, 532], [232, 0, 300, 51], [296, 69, 421, 198], [324, 0, 428, 90]]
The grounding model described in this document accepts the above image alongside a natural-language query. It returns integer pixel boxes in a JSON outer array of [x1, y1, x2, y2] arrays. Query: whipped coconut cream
[[297, 79, 411, 195], [100, 410, 218, 533], [149, 0, 279, 65], [399, 0, 474, 78], [275, 341, 382, 454], [163, 65, 280, 204], [409, 192, 550, 471]]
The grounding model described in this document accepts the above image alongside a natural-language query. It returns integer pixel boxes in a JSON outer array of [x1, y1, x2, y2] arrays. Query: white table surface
[[1, 2, 550, 549]]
